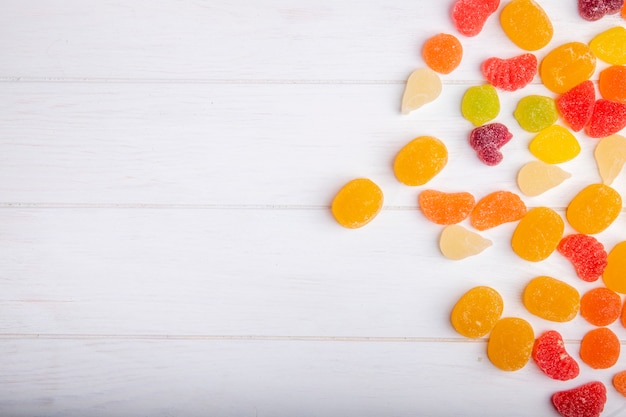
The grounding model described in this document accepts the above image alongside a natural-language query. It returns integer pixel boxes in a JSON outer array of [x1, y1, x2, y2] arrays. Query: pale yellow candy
[[401, 68, 442, 115], [529, 125, 581, 164], [594, 134, 626, 185], [439, 224, 492, 260], [517, 161, 571, 196], [589, 26, 626, 65]]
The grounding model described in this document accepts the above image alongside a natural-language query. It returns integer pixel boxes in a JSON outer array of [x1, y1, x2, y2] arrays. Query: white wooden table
[[1, 1, 626, 416]]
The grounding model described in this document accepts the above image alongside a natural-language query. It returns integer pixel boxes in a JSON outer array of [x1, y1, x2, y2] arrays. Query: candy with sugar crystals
[[603, 241, 626, 294], [541, 42, 596, 94], [580, 287, 621, 326], [470, 190, 526, 230], [394, 136, 448, 186], [532, 330, 579, 381], [419, 190, 475, 225], [523, 276, 580, 322], [451, 0, 500, 37], [469, 123, 513, 165], [566, 183, 621, 234], [331, 178, 384, 229], [461, 85, 500, 126], [514, 95, 557, 132], [482, 54, 537, 92], [451, 286, 503, 338], [500, 0, 553, 51], [552, 381, 607, 417], [580, 328, 620, 369], [556, 80, 595, 132], [590, 26, 626, 65], [585, 99, 626, 138], [599, 65, 626, 103], [512, 207, 564, 262], [529, 125, 581, 164], [487, 317, 534, 371], [579, 0, 624, 21], [422, 33, 463, 74], [557, 234, 607, 282]]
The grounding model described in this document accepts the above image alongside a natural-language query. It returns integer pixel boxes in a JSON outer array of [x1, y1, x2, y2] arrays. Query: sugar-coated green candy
[[461, 84, 500, 126], [514, 95, 558, 132]]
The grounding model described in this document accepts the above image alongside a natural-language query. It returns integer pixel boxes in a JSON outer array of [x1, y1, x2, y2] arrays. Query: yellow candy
[[517, 161, 571, 197], [523, 276, 580, 322], [450, 286, 503, 338], [589, 26, 626, 65], [401, 68, 442, 115], [439, 225, 492, 260], [528, 125, 581, 164], [500, 0, 553, 51], [540, 42, 596, 94], [487, 317, 534, 371], [511, 207, 564, 262], [461, 85, 500, 127], [603, 241, 626, 294], [331, 178, 384, 229], [514, 95, 557, 132], [594, 134, 626, 185], [566, 183, 622, 234], [393, 136, 448, 186]]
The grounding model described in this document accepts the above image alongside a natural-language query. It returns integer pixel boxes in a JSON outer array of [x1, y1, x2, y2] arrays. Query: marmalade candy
[[511, 207, 564, 262], [500, 0, 553, 51], [585, 99, 626, 138], [590, 26, 626, 65], [555, 80, 595, 132], [552, 381, 607, 417], [401, 68, 442, 114], [580, 287, 621, 326], [516, 161, 571, 197], [451, 0, 500, 37], [599, 65, 626, 103], [331, 178, 384, 229], [566, 183, 622, 234], [557, 234, 608, 282], [528, 125, 581, 164], [580, 327, 620, 369], [513, 95, 557, 132], [595, 134, 626, 185], [422, 33, 463, 74], [461, 84, 500, 126], [393, 136, 448, 186], [487, 317, 534, 371], [540, 42, 596, 94], [481, 54, 537, 92], [532, 330, 579, 381], [603, 241, 626, 294], [450, 286, 503, 337], [418, 190, 475, 225], [523, 276, 580, 322], [470, 190, 526, 230], [468, 123, 512, 165]]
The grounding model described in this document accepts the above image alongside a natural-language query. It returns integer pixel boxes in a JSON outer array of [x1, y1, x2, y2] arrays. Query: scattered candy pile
[[330, 0, 626, 415]]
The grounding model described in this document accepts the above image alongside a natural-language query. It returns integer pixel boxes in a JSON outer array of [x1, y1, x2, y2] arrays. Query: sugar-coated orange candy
[[393, 136, 448, 186], [511, 207, 564, 262], [450, 286, 503, 338], [566, 183, 622, 235], [500, 0, 553, 51], [580, 287, 621, 326], [331, 178, 384, 229], [523, 276, 580, 322], [613, 371, 626, 397], [541, 42, 596, 94], [422, 33, 463, 75], [580, 327, 620, 369], [470, 191, 526, 231], [487, 317, 534, 371], [419, 190, 475, 225], [599, 66, 626, 103], [604, 241, 626, 294]]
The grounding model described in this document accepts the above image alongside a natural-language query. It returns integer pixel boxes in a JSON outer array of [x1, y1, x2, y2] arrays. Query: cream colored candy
[[517, 161, 571, 196], [439, 224, 492, 260], [401, 68, 442, 115], [595, 134, 626, 185]]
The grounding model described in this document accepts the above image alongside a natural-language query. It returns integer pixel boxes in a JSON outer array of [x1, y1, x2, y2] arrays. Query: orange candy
[[331, 178, 384, 229], [580, 327, 621, 369], [566, 183, 622, 235], [540, 42, 596, 94], [470, 191, 527, 231], [605, 241, 626, 294], [613, 371, 626, 397], [422, 33, 463, 75], [511, 207, 564, 262], [599, 66, 626, 104], [580, 287, 621, 326], [393, 136, 448, 186], [523, 276, 580, 322], [419, 190, 475, 225], [487, 317, 535, 371]]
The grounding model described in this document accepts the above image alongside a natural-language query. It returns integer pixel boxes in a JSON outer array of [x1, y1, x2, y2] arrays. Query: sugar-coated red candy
[[579, 0, 625, 20], [469, 123, 512, 166], [585, 99, 626, 138], [557, 234, 607, 282], [552, 381, 607, 417], [481, 54, 537, 92], [532, 330, 579, 381], [556, 81, 595, 132], [451, 0, 500, 37]]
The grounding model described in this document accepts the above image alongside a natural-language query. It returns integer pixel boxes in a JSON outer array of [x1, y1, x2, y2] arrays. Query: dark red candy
[[557, 234, 608, 282], [585, 99, 626, 138], [556, 80, 595, 132], [451, 0, 500, 37], [579, 0, 624, 21], [469, 123, 512, 166], [606, 0, 625, 13], [552, 381, 607, 417], [532, 330, 579, 381], [481, 54, 537, 92]]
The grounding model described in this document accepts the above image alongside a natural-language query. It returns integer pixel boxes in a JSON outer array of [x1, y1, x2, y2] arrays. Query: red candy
[[469, 123, 513, 166], [552, 381, 607, 417], [532, 330, 579, 381], [556, 80, 595, 132], [579, 0, 624, 20], [481, 54, 537, 92], [451, 0, 500, 37], [557, 234, 607, 282], [585, 99, 626, 138]]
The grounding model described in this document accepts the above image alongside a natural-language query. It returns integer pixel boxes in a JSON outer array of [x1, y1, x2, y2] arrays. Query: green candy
[[461, 85, 500, 127], [514, 95, 558, 132]]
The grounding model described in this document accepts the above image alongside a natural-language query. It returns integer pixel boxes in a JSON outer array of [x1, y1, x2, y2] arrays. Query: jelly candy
[[469, 123, 512, 166], [523, 276, 580, 322], [557, 234, 607, 282], [532, 330, 579, 381], [393, 136, 448, 186], [331, 178, 384, 229], [599, 66, 626, 103], [511, 207, 564, 262], [401, 68, 442, 115], [481, 54, 537, 92], [528, 125, 581, 164], [566, 183, 622, 235], [552, 381, 607, 417], [580, 287, 621, 326], [613, 371, 626, 397], [517, 161, 571, 197], [422, 33, 463, 74], [418, 190, 475, 225], [541, 42, 596, 94], [585, 99, 626, 138], [556, 80, 595, 132], [439, 224, 492, 260], [590, 26, 626, 65], [487, 317, 534, 371], [595, 134, 626, 185], [580, 327, 620, 369], [470, 190, 526, 231], [461, 85, 500, 127], [579, 0, 624, 21], [451, 0, 500, 37], [623, 1, 626, 17], [450, 286, 503, 338], [500, 0, 553, 51], [603, 241, 626, 294], [513, 95, 557, 132]]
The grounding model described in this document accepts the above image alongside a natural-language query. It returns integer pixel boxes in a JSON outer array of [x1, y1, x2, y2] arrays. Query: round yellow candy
[[500, 0, 553, 51], [511, 207, 564, 262], [487, 317, 534, 371], [450, 286, 503, 338], [566, 183, 622, 234], [529, 125, 581, 164], [523, 276, 580, 322], [393, 136, 448, 186], [331, 178, 383, 229]]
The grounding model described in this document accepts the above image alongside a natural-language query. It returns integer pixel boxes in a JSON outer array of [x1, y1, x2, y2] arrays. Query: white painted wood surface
[[1, 1, 626, 416]]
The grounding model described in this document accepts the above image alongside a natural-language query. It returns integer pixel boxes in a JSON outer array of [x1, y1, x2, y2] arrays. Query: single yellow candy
[[511, 207, 564, 262], [540, 42, 596, 94], [393, 136, 448, 186], [450, 286, 503, 338], [594, 134, 626, 185], [461, 85, 500, 126], [523, 276, 580, 322], [331, 178, 384, 229], [401, 68, 442, 115], [589, 26, 626, 65], [517, 161, 571, 197], [514, 95, 557, 132], [603, 241, 626, 294], [439, 225, 492, 260], [487, 317, 534, 371], [566, 183, 622, 234], [500, 0, 553, 51], [529, 125, 581, 164]]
